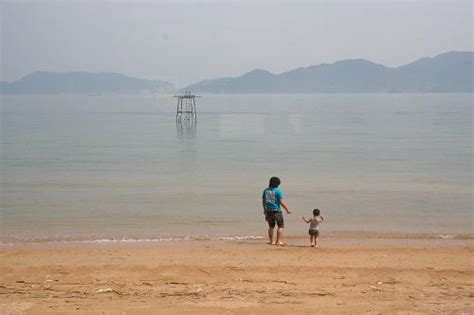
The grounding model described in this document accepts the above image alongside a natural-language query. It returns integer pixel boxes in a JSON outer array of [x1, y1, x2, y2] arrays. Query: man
[[262, 176, 292, 245]]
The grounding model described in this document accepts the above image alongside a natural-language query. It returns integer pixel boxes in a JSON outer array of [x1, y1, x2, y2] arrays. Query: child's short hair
[[313, 208, 320, 216]]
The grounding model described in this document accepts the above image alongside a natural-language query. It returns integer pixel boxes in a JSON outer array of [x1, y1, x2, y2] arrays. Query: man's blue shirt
[[262, 187, 284, 211]]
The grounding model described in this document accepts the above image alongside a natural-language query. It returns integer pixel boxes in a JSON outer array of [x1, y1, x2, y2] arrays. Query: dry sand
[[0, 238, 472, 314]]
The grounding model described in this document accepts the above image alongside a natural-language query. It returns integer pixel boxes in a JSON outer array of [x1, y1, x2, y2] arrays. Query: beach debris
[[95, 288, 122, 295], [193, 284, 205, 293], [140, 282, 153, 286], [271, 280, 296, 285], [158, 292, 189, 298], [308, 291, 333, 297], [198, 268, 210, 275], [235, 278, 295, 285], [369, 286, 382, 291], [237, 278, 253, 282], [382, 279, 400, 285]]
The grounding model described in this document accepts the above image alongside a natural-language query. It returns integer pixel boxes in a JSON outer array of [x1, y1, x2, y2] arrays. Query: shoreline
[[1, 230, 472, 249]]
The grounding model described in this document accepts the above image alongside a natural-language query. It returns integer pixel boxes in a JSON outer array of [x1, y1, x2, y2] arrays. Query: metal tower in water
[[175, 91, 199, 122]]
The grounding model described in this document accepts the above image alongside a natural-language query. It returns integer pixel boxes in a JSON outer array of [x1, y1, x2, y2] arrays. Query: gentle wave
[[437, 234, 455, 239], [2, 232, 473, 246], [0, 235, 265, 245]]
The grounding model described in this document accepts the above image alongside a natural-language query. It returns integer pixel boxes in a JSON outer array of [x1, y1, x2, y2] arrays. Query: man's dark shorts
[[266, 211, 284, 228]]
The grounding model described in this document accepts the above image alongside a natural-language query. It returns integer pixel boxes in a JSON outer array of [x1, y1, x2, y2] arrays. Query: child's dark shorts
[[266, 211, 284, 228], [308, 230, 319, 237]]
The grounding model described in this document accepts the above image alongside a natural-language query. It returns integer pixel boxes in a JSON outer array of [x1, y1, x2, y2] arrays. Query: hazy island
[[184, 51, 473, 93], [0, 71, 175, 95]]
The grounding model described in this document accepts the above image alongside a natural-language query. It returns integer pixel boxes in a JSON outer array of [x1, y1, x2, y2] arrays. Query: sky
[[1, 0, 473, 88]]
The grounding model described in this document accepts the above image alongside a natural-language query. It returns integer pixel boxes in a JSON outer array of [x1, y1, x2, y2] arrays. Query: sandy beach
[[1, 238, 472, 314]]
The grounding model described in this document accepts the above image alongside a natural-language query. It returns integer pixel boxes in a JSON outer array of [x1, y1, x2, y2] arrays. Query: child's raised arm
[[302, 216, 310, 223]]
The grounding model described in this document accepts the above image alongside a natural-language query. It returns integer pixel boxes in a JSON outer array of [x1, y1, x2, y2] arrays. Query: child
[[302, 209, 324, 247]]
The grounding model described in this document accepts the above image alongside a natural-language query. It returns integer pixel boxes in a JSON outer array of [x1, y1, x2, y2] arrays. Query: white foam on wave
[[0, 235, 265, 245], [437, 234, 455, 239]]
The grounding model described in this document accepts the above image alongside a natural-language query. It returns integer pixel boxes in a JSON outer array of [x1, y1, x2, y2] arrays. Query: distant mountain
[[184, 51, 473, 93], [0, 71, 175, 94]]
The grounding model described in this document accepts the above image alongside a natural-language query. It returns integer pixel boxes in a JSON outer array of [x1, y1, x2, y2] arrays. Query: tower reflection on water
[[175, 91, 198, 138], [176, 116, 197, 138]]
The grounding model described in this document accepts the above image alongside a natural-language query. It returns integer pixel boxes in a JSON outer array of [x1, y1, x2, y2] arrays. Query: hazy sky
[[1, 0, 472, 87]]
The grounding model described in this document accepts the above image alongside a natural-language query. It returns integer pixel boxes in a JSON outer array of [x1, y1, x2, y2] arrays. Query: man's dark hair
[[313, 209, 320, 216], [269, 177, 281, 188]]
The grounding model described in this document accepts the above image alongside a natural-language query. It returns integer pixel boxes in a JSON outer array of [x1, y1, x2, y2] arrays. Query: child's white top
[[309, 217, 321, 231]]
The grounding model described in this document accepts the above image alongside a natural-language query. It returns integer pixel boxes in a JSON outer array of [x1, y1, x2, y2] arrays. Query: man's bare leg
[[268, 228, 274, 245], [275, 227, 284, 245]]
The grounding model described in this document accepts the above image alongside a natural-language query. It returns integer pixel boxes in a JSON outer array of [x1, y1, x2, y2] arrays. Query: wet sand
[[0, 238, 472, 314]]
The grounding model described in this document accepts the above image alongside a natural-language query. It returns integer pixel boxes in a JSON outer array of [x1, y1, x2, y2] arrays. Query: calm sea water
[[1, 94, 472, 242]]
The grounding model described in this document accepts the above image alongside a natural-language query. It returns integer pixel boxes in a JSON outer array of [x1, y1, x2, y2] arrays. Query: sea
[[1, 94, 472, 244]]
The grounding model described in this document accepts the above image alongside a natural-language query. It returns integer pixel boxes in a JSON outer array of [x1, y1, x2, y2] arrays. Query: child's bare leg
[[310, 235, 315, 247], [315, 236, 319, 248], [275, 227, 284, 245], [268, 227, 274, 244]]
